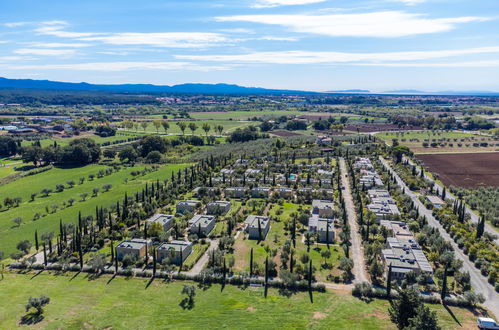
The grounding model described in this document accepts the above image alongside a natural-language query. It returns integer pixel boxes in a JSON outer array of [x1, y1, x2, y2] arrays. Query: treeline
[[22, 138, 100, 166], [0, 89, 161, 106]]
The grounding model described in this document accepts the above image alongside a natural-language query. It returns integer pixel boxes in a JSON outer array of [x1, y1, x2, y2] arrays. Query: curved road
[[379, 156, 499, 318]]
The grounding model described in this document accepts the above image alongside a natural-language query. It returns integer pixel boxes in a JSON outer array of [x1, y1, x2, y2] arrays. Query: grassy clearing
[[0, 272, 478, 329], [0, 163, 189, 256]]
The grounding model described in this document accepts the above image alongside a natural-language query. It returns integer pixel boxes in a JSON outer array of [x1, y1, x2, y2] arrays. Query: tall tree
[[387, 263, 392, 299], [476, 216, 485, 239], [250, 248, 254, 276], [440, 266, 448, 303]]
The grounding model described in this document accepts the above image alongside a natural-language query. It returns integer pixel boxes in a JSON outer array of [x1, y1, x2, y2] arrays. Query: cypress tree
[[115, 252, 119, 273], [476, 216, 485, 239], [145, 242, 149, 264], [223, 258, 227, 286], [34, 230, 39, 251], [43, 242, 47, 266], [250, 248, 254, 276], [264, 256, 269, 298], [290, 250, 294, 273], [387, 263, 392, 299], [257, 218, 262, 242], [441, 266, 448, 303], [110, 240, 114, 262], [441, 187, 446, 200], [78, 241, 83, 269], [152, 248, 157, 277]]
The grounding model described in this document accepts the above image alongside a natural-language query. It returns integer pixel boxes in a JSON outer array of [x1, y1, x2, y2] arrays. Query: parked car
[[477, 317, 499, 329]]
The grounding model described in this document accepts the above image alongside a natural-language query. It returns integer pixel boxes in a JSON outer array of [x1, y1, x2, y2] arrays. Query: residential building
[[176, 200, 200, 214], [251, 186, 271, 198], [426, 195, 445, 209], [115, 239, 149, 261], [276, 187, 294, 199], [224, 187, 248, 198], [188, 215, 216, 236], [316, 218, 335, 243], [146, 214, 174, 232], [312, 199, 335, 218], [244, 215, 270, 240], [157, 240, 193, 265], [206, 201, 231, 215]]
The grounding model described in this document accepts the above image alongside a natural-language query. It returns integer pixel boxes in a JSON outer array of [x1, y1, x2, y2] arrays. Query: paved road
[[380, 156, 499, 318], [339, 158, 369, 284], [185, 239, 219, 276], [403, 156, 499, 245]]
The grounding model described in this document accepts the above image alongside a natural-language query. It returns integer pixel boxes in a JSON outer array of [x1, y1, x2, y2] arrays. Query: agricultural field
[[378, 130, 499, 153], [416, 152, 499, 188], [0, 163, 189, 256], [0, 273, 478, 329]]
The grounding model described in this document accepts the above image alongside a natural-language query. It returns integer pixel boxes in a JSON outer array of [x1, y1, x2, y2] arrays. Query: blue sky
[[1, 0, 499, 91]]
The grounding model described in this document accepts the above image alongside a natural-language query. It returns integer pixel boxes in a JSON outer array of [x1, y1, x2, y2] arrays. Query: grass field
[[20, 132, 146, 149], [0, 273, 478, 329], [377, 131, 499, 153], [0, 163, 189, 256]]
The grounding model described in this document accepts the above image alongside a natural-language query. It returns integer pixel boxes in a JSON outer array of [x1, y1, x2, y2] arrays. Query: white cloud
[[359, 60, 499, 67], [176, 46, 499, 64], [13, 48, 77, 56], [1, 61, 231, 72], [215, 11, 489, 38], [4, 21, 31, 28], [391, 0, 425, 5], [252, 0, 327, 8], [79, 32, 229, 48], [33, 21, 229, 48], [27, 42, 91, 48]]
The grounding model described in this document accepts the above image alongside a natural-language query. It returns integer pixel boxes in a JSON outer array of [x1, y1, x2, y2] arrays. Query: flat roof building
[[146, 214, 174, 232], [244, 215, 270, 240], [116, 238, 150, 261], [312, 199, 335, 218], [157, 240, 193, 265], [176, 200, 200, 215], [188, 215, 216, 236], [206, 201, 231, 216]]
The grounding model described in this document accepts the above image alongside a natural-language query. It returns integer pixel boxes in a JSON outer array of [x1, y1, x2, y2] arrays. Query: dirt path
[[339, 158, 369, 284]]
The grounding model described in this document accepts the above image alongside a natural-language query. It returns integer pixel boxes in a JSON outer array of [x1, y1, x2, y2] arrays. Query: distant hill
[[0, 77, 313, 95]]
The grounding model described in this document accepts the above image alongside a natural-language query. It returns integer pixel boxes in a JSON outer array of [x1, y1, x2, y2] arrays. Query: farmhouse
[[244, 215, 270, 240], [312, 199, 335, 218], [188, 215, 216, 236], [176, 200, 200, 214], [426, 195, 446, 209], [206, 201, 231, 215], [224, 187, 248, 198], [146, 214, 174, 232], [115, 239, 150, 261], [157, 240, 193, 265], [251, 186, 271, 198]]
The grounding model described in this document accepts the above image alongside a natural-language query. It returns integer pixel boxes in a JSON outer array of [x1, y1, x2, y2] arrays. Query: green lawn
[[0, 273, 478, 329], [0, 163, 189, 256]]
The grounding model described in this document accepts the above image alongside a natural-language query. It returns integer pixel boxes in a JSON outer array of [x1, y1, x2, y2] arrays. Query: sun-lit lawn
[[0, 272, 479, 329]]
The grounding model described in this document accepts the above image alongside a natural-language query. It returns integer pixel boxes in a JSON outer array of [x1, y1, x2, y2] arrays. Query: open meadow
[[0, 272, 479, 330]]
